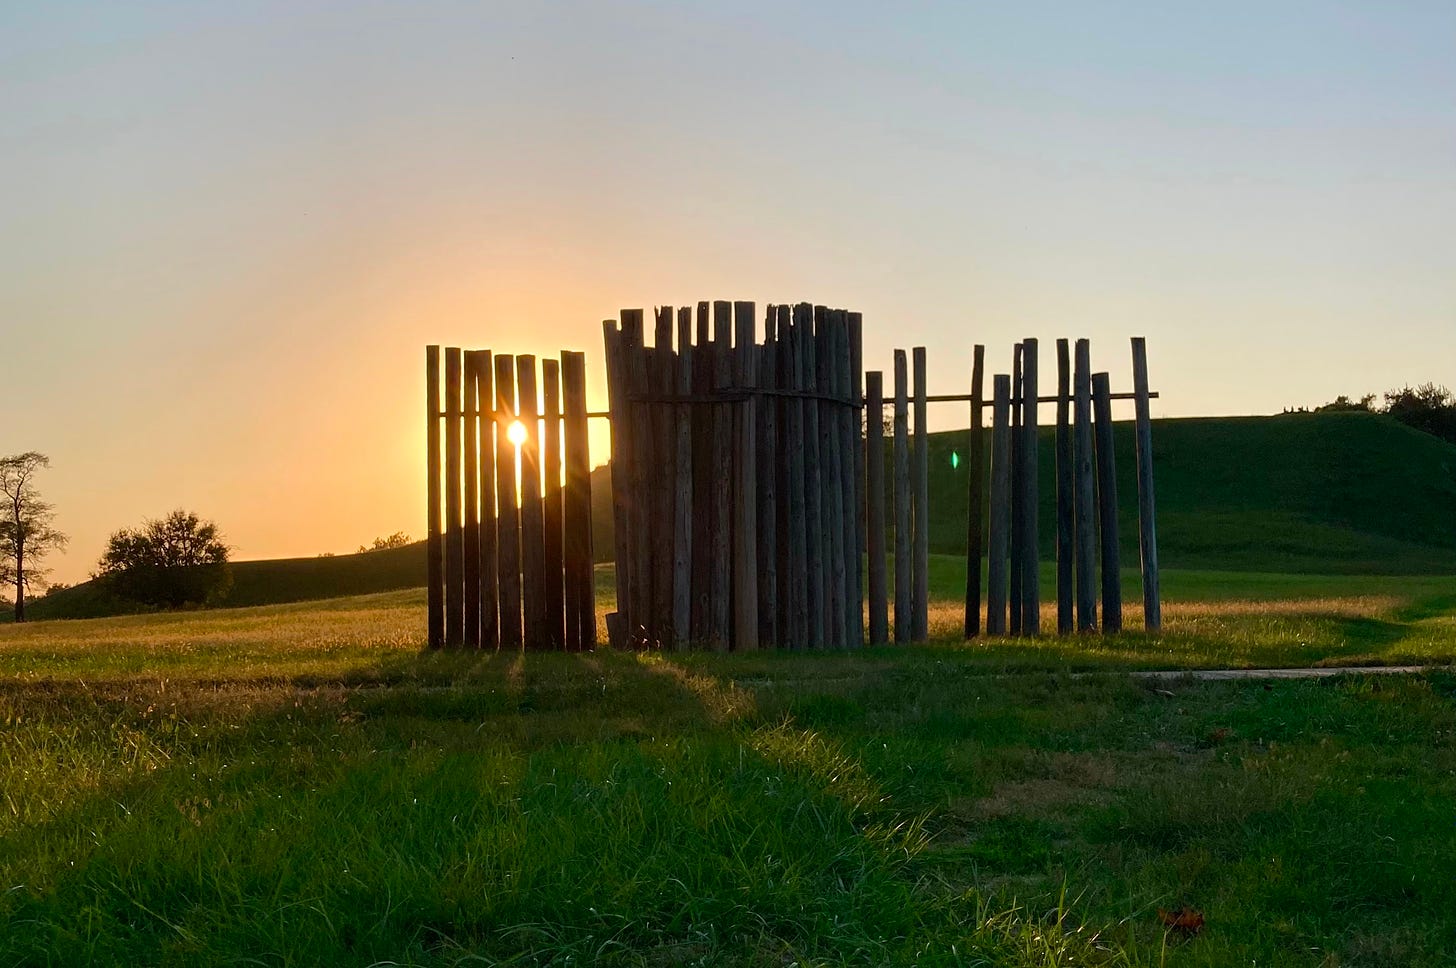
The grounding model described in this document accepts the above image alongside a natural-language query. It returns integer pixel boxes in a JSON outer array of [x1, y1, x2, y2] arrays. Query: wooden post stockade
[[949, 336, 1162, 639], [601, 301, 865, 651], [425, 345, 594, 650]]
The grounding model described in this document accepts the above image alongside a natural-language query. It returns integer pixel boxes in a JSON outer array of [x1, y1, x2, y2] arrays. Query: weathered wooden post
[[1131, 337, 1161, 631], [518, 356, 545, 650], [541, 358, 565, 649], [801, 304, 825, 648], [1054, 339, 1074, 636], [473, 351, 498, 650], [444, 346, 464, 647], [757, 311, 779, 648], [912, 346, 930, 641], [562, 350, 592, 650], [426, 346, 443, 648], [1019, 338, 1040, 636], [1092, 371, 1123, 633], [463, 350, 483, 649], [964, 345, 986, 638], [986, 373, 1012, 635], [836, 314, 860, 648], [494, 353, 522, 648], [709, 302, 734, 649], [601, 321, 631, 646], [734, 301, 760, 651], [866, 370, 888, 645], [848, 312, 866, 647], [1009, 344, 1023, 635], [1073, 339, 1097, 632], [892, 349, 911, 643], [784, 308, 809, 650], [673, 309, 695, 648], [653, 309, 677, 646]]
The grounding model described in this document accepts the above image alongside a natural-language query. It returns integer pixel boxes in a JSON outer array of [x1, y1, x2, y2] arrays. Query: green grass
[[5, 568, 1456, 964]]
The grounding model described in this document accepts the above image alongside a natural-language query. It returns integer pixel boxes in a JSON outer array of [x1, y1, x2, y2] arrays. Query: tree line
[[1313, 383, 1456, 447]]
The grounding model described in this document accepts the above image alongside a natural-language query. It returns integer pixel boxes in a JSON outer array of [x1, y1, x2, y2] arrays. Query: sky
[[4, 1, 1454, 585]]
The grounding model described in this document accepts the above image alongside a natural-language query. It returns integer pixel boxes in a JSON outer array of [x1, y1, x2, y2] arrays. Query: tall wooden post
[[542, 358, 565, 649], [866, 370, 888, 645], [622, 310, 652, 645], [892, 349, 911, 643], [1054, 339, 1074, 636], [819, 313, 846, 648], [848, 312, 866, 647], [426, 346, 443, 648], [835, 313, 859, 648], [444, 346, 464, 647], [734, 301, 760, 651], [784, 308, 809, 650], [986, 374, 1012, 635], [757, 311, 779, 648], [562, 350, 592, 651], [494, 354, 521, 648], [1009, 344, 1023, 635], [1073, 339, 1097, 632], [518, 356, 545, 650], [964, 345, 985, 638], [799, 304, 824, 648], [690, 303, 713, 644], [709, 301, 734, 650], [473, 351, 498, 650], [463, 350, 483, 649], [653, 308, 677, 646], [601, 321, 631, 645], [912, 346, 929, 641], [673, 309, 695, 648], [1092, 371, 1123, 633], [1019, 338, 1040, 636], [1131, 337, 1161, 631]]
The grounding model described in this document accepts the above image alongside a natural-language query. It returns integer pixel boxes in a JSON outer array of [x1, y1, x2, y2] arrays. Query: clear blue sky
[[4, 1, 1454, 583]]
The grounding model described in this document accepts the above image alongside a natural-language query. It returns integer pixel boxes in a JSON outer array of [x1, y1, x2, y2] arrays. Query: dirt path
[[1131, 665, 1432, 681]]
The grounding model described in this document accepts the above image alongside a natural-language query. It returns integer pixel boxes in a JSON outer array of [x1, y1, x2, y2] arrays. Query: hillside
[[23, 411, 1456, 620]]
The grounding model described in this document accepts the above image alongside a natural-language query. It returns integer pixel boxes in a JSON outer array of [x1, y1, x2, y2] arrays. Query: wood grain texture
[[1131, 337, 1161, 631], [986, 374, 1012, 636], [1093, 371, 1123, 633]]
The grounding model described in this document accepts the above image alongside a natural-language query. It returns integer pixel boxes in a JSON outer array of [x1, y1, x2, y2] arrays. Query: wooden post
[[463, 350, 483, 649], [797, 304, 823, 648], [848, 312, 865, 648], [494, 353, 521, 648], [672, 308, 695, 649], [622, 310, 652, 645], [1092, 371, 1123, 633], [836, 314, 859, 649], [653, 308, 676, 646], [1073, 339, 1097, 632], [518, 356, 545, 650], [986, 374, 1012, 635], [710, 301, 733, 650], [964, 345, 986, 638], [542, 358, 565, 649], [690, 303, 713, 644], [756, 309, 778, 648], [1020, 338, 1040, 636], [602, 321, 631, 645], [1131, 337, 1161, 631], [474, 351, 498, 650], [734, 300, 760, 651], [892, 349, 910, 643], [818, 312, 845, 649], [865, 370, 888, 645], [425, 345, 443, 649], [562, 350, 591, 651], [444, 346, 464, 647], [1055, 339, 1074, 636], [1009, 344, 1023, 636], [912, 346, 929, 642], [783, 306, 807, 650]]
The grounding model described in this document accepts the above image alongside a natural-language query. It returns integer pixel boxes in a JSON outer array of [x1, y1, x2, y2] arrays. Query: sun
[[507, 419, 527, 447]]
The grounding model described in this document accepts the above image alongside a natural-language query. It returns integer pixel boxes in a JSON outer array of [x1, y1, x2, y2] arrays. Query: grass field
[[4, 563, 1456, 965]]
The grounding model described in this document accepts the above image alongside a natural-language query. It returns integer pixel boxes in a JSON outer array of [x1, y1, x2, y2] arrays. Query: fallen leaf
[[1158, 906, 1205, 936]]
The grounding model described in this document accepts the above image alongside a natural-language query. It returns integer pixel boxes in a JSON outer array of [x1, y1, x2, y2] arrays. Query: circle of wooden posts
[[426, 316, 1161, 650]]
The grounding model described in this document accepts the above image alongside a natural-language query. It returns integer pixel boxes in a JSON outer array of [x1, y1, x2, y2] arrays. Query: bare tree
[[0, 453, 68, 622]]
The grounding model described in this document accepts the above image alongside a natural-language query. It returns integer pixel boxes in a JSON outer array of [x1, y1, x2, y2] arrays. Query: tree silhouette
[[95, 510, 231, 609], [0, 452, 68, 623]]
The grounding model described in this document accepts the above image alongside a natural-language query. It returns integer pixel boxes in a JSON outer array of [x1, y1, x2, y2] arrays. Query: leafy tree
[[95, 510, 231, 608], [0, 452, 68, 622], [1314, 393, 1376, 413], [357, 531, 411, 553], [1382, 383, 1456, 445]]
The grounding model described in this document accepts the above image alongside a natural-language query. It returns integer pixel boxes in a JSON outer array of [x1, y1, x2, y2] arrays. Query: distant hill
[[21, 411, 1456, 620]]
